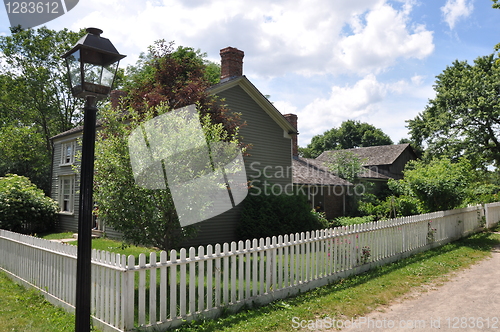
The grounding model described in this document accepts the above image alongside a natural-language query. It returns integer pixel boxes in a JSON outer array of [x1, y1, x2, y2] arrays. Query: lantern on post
[[63, 27, 125, 100], [62, 28, 125, 332]]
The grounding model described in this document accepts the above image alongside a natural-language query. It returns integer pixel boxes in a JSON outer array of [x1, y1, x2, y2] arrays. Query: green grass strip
[[0, 271, 77, 332], [172, 230, 500, 332]]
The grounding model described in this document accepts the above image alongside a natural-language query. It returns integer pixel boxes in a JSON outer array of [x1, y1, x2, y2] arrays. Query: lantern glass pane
[[101, 62, 119, 87], [65, 49, 81, 89], [83, 61, 118, 88]]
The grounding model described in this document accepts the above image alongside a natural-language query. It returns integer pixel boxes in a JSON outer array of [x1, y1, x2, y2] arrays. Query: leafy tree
[[0, 174, 57, 233], [121, 40, 240, 138], [94, 42, 240, 250], [407, 54, 500, 169], [325, 150, 365, 183], [398, 158, 472, 212], [0, 126, 51, 192], [300, 120, 393, 158], [94, 103, 240, 250], [0, 27, 85, 193]]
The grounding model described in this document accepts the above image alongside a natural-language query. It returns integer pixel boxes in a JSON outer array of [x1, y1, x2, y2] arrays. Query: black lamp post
[[62, 28, 125, 332]]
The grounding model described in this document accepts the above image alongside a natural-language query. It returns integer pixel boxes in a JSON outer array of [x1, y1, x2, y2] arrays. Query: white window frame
[[59, 175, 75, 214], [60, 140, 76, 165]]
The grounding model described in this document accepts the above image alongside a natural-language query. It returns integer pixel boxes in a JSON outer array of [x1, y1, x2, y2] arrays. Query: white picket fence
[[1, 203, 499, 332]]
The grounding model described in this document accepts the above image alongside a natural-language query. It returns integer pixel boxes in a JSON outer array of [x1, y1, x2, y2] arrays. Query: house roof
[[317, 143, 414, 167], [50, 124, 84, 140], [50, 120, 104, 140], [208, 75, 298, 136], [292, 157, 352, 186]]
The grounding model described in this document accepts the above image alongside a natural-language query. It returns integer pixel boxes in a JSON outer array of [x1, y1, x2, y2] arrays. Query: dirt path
[[339, 239, 500, 332]]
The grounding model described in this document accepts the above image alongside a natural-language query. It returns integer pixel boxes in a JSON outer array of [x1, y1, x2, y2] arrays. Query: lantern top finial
[[86, 28, 103, 36]]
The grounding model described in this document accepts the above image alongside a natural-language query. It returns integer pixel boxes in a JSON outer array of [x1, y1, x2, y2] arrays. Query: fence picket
[[149, 252, 157, 324], [189, 247, 196, 315], [179, 249, 187, 317], [198, 246, 205, 312], [169, 250, 177, 319]]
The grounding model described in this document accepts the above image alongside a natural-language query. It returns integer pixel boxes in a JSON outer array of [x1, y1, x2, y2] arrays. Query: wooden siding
[[217, 85, 293, 187], [51, 133, 81, 233], [388, 148, 417, 179], [182, 85, 293, 247]]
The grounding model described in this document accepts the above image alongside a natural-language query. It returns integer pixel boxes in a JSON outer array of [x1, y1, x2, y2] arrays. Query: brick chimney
[[220, 47, 244, 82], [284, 114, 299, 157]]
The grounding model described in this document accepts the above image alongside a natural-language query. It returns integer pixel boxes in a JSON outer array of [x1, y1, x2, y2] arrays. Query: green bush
[[237, 189, 329, 240], [332, 215, 376, 227], [401, 158, 472, 212], [466, 183, 500, 205], [359, 195, 422, 219], [0, 174, 57, 234]]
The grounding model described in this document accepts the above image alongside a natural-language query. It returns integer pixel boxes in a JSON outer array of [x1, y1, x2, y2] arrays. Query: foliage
[[331, 215, 375, 227], [407, 54, 500, 169], [95, 41, 242, 251], [238, 189, 329, 240], [121, 41, 240, 137], [94, 101, 241, 251], [0, 174, 57, 233], [358, 194, 422, 219], [0, 27, 85, 193], [398, 158, 472, 213], [0, 125, 51, 193], [300, 120, 393, 158], [465, 182, 500, 205], [324, 150, 365, 183]]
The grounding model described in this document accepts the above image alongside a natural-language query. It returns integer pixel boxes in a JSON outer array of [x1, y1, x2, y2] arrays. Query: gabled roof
[[317, 143, 414, 167], [208, 75, 298, 136], [50, 120, 103, 140], [293, 157, 352, 186], [50, 124, 84, 140]]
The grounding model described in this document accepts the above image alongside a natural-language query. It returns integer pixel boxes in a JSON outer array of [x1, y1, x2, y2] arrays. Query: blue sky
[[1, 0, 499, 147]]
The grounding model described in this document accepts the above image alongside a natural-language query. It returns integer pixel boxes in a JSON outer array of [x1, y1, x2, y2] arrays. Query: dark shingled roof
[[317, 143, 412, 167], [50, 120, 103, 140], [50, 125, 84, 140], [293, 157, 352, 186]]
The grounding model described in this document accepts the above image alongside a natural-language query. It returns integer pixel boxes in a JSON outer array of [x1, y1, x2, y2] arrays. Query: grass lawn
[[39, 231, 161, 258], [171, 229, 500, 332], [0, 271, 102, 332]]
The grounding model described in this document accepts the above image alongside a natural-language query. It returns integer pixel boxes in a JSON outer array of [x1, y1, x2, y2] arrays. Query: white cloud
[[297, 75, 386, 139], [336, 2, 434, 74], [292, 73, 434, 145], [48, 0, 433, 78], [441, 0, 474, 30]]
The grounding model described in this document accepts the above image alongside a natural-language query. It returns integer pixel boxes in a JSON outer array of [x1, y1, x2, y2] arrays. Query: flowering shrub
[[361, 246, 371, 264], [0, 174, 57, 233], [427, 221, 437, 243]]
